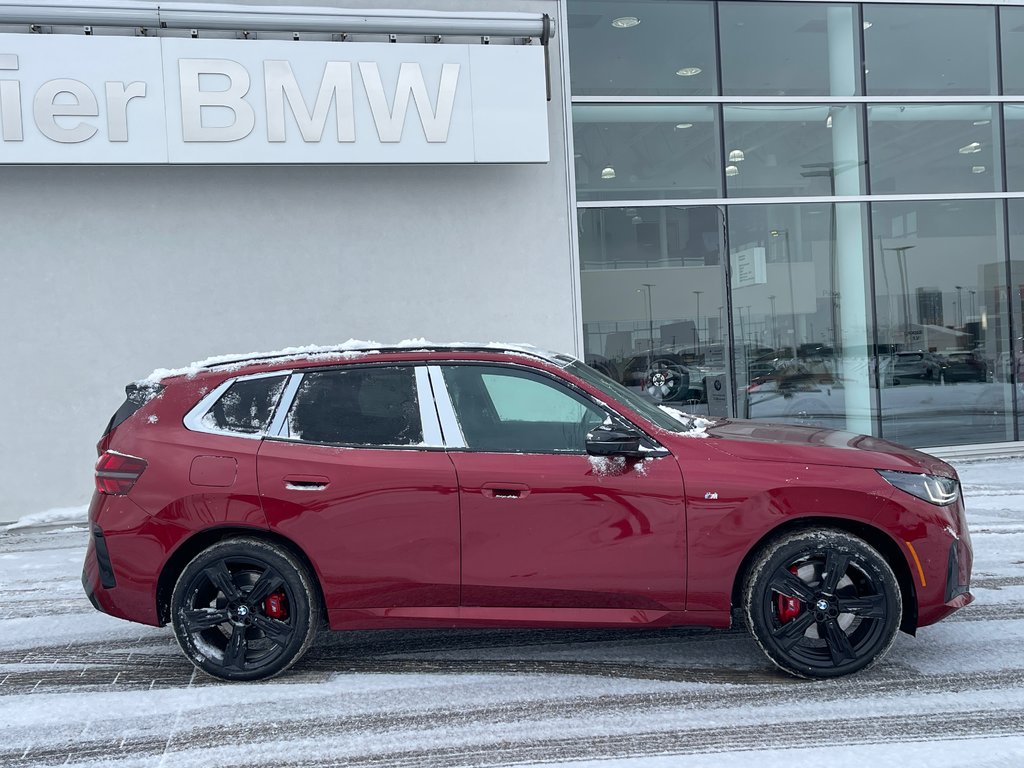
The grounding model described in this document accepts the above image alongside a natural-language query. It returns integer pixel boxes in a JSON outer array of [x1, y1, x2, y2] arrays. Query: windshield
[[566, 360, 712, 434]]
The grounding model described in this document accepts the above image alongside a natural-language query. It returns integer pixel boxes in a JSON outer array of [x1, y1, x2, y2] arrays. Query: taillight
[[95, 451, 148, 495]]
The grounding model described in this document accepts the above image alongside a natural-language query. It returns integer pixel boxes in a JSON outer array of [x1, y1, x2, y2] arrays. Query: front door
[[436, 364, 687, 611]]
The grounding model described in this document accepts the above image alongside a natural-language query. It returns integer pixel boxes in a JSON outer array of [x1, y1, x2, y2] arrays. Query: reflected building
[[568, 0, 1024, 448]]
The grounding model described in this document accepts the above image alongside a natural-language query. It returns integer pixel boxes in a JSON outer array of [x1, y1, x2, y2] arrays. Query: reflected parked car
[[84, 342, 972, 682], [941, 350, 988, 383]]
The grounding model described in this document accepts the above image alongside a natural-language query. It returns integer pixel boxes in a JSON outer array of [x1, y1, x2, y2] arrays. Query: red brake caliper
[[263, 592, 288, 620], [776, 566, 803, 623]]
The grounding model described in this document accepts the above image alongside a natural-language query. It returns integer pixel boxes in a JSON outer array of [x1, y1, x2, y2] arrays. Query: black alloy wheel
[[743, 528, 902, 678], [644, 359, 689, 402], [171, 538, 320, 681]]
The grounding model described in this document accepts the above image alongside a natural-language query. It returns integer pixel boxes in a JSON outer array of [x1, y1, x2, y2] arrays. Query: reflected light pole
[[638, 283, 655, 364], [955, 285, 963, 328], [693, 290, 703, 353], [768, 295, 778, 349]]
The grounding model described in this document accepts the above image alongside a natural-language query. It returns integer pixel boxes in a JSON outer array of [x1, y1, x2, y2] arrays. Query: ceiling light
[[676, 67, 702, 77], [611, 16, 640, 28], [601, 166, 616, 180], [863, 21, 873, 30], [972, 165, 986, 174], [973, 120, 991, 126], [728, 149, 745, 162], [958, 142, 982, 154], [631, 215, 643, 224], [674, 123, 693, 130], [826, 114, 833, 128], [725, 164, 740, 177]]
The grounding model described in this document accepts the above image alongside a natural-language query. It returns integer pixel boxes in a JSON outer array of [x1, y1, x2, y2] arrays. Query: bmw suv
[[83, 343, 973, 681]]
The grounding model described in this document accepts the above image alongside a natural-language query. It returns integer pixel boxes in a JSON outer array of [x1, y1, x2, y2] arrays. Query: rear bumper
[[80, 494, 168, 627]]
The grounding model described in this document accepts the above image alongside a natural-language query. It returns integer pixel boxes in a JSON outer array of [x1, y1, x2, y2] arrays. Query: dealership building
[[4, 0, 1024, 517]]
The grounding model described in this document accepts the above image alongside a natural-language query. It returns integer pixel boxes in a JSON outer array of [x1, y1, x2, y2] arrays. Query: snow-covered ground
[[1, 458, 1022, 767]]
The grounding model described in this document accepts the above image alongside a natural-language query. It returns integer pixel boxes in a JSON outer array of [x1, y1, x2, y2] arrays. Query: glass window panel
[[574, 105, 720, 201], [567, 0, 717, 96], [286, 368, 423, 446], [863, 4, 997, 96], [1002, 8, 1024, 95], [1006, 105, 1024, 191], [719, 3, 860, 97], [441, 366, 605, 453], [723, 105, 864, 198], [872, 200, 1012, 447], [579, 206, 726, 416], [203, 376, 287, 435], [729, 203, 874, 436], [1007, 200, 1024, 439], [867, 104, 1001, 194]]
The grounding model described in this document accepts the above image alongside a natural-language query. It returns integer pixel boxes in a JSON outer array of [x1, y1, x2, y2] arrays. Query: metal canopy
[[0, 1, 554, 38]]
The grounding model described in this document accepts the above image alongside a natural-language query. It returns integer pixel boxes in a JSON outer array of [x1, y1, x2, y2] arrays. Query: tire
[[170, 537, 321, 682], [743, 528, 901, 679]]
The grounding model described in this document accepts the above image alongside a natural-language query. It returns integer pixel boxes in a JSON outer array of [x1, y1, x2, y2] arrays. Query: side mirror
[[586, 424, 645, 458]]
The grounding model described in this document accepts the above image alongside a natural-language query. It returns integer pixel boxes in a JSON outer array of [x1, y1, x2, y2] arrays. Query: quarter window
[[202, 376, 287, 435], [442, 366, 606, 453], [285, 367, 423, 446]]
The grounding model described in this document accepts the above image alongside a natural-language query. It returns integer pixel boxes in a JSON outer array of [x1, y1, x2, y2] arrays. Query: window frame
[[429, 362, 663, 455], [183, 370, 290, 440]]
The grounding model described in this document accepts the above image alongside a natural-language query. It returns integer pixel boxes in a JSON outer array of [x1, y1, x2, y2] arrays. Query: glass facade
[[568, 0, 1024, 448]]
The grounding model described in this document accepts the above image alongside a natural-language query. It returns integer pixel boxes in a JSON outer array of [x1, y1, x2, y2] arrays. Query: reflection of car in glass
[[744, 358, 837, 427], [84, 342, 973, 681], [886, 352, 943, 385], [620, 349, 708, 403], [941, 351, 988, 383]]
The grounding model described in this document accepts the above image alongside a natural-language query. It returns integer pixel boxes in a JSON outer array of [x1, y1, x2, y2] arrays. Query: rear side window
[[202, 376, 288, 435], [286, 367, 422, 446]]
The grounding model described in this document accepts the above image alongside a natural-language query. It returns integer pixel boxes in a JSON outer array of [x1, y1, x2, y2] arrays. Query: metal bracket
[[388, 33, 397, 43], [83, 25, 92, 35]]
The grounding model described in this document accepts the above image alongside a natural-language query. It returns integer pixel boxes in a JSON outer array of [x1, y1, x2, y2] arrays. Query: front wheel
[[171, 537, 321, 681], [743, 528, 901, 678]]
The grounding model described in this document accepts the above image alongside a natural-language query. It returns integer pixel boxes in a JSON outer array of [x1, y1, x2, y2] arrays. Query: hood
[[669, 418, 955, 477]]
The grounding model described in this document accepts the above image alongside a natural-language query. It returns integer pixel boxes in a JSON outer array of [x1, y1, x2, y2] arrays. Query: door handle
[[481, 482, 531, 499], [284, 474, 330, 491]]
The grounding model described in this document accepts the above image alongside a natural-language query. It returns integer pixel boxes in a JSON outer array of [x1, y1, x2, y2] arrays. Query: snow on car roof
[[141, 340, 572, 383]]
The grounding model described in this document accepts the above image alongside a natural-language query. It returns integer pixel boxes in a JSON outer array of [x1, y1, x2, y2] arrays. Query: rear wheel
[[171, 538, 320, 681], [743, 528, 901, 678]]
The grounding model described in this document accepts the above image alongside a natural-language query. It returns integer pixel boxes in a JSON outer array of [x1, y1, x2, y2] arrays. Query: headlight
[[878, 470, 959, 506]]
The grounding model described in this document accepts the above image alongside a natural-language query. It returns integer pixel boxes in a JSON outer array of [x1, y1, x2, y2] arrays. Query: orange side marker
[[905, 541, 927, 588]]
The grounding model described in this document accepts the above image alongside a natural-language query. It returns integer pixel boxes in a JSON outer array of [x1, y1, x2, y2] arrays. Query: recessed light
[[675, 123, 693, 130], [972, 165, 986, 174], [676, 67, 703, 77], [725, 164, 740, 177], [611, 16, 640, 28], [958, 142, 982, 154], [863, 21, 873, 30], [973, 120, 991, 126], [601, 166, 616, 180]]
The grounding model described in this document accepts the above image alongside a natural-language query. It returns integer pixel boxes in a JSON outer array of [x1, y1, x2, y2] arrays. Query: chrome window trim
[[415, 366, 445, 448], [182, 370, 291, 440], [267, 373, 304, 439], [427, 365, 466, 449]]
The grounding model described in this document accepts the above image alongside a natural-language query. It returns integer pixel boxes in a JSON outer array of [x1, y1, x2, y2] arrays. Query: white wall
[[0, 0, 574, 520]]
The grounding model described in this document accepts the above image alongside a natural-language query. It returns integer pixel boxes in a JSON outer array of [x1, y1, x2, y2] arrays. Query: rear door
[[433, 363, 687, 611], [257, 365, 460, 613]]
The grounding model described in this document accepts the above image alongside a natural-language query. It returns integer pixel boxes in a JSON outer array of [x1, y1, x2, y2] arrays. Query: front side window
[[285, 367, 422, 446], [202, 376, 287, 435], [441, 366, 606, 453]]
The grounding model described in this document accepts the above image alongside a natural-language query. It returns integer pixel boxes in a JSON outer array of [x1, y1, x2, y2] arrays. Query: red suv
[[83, 344, 973, 681]]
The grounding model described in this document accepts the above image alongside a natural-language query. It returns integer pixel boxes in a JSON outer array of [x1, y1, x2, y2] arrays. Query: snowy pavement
[[1, 459, 1023, 767]]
